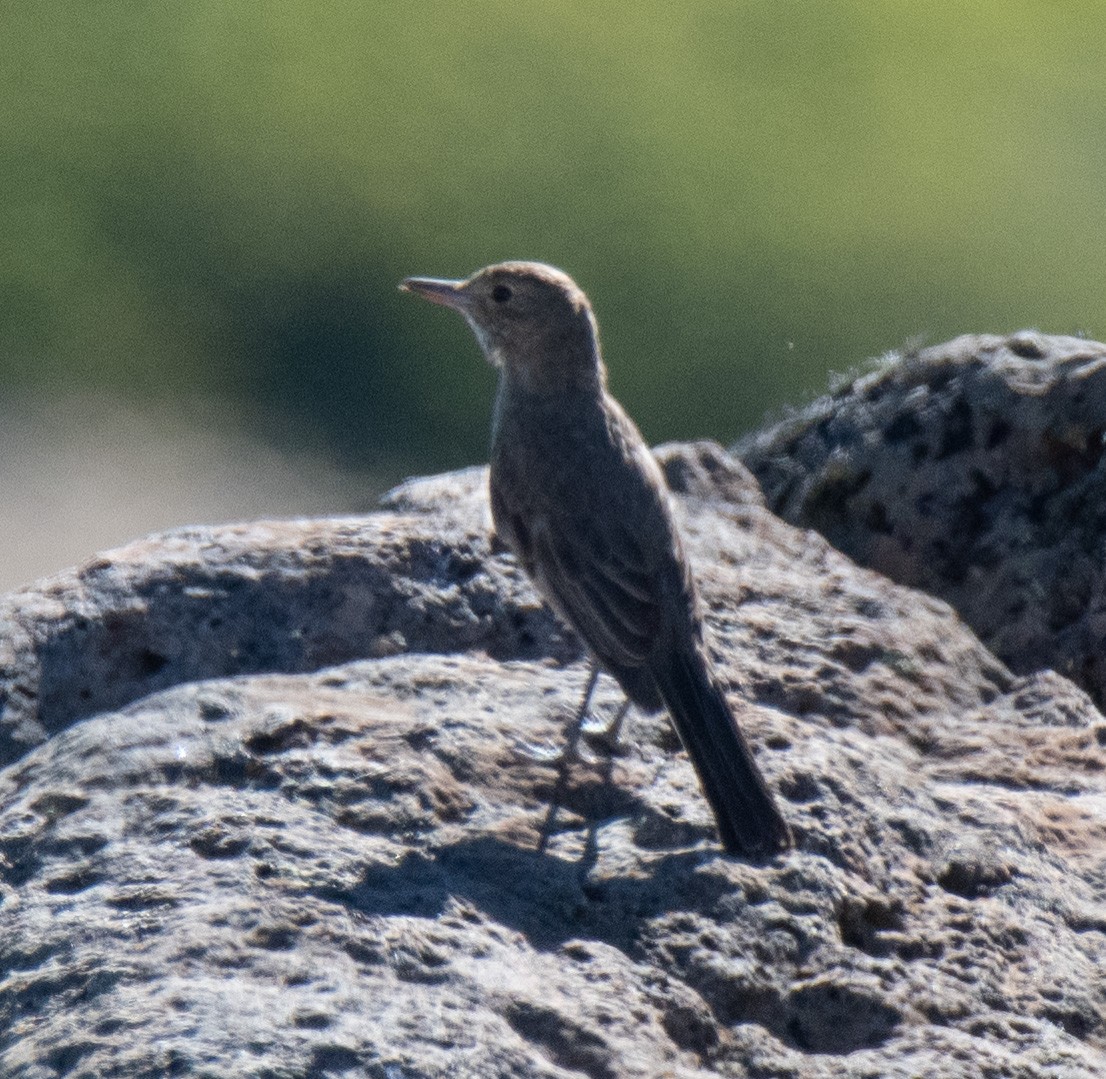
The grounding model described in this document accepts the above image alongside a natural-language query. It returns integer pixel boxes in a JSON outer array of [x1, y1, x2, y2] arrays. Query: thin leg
[[561, 660, 600, 761], [602, 697, 632, 745], [537, 661, 599, 853]]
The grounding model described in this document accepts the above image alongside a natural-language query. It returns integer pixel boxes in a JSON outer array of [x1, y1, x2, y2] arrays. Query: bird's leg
[[580, 692, 632, 756], [600, 696, 632, 746], [537, 661, 600, 853], [561, 659, 600, 761]]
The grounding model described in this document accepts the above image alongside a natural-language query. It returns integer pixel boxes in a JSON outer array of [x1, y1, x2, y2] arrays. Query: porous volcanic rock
[[737, 331, 1106, 711], [0, 440, 1103, 1078]]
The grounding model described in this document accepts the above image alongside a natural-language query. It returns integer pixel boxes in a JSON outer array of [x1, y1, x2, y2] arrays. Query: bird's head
[[401, 261, 603, 389]]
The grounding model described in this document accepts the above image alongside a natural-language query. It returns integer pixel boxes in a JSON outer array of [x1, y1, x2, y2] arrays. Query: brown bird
[[400, 261, 792, 858]]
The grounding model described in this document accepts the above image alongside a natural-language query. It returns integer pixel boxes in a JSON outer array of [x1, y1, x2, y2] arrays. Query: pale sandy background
[[0, 395, 384, 595]]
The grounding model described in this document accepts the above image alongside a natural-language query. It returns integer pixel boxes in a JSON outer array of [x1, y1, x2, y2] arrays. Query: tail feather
[[653, 649, 792, 858]]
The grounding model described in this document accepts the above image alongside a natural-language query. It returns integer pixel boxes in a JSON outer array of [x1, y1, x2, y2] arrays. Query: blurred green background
[[2, 2, 1104, 589]]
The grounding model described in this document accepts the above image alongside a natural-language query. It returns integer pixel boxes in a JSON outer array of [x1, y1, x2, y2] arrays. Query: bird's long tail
[[653, 648, 792, 858]]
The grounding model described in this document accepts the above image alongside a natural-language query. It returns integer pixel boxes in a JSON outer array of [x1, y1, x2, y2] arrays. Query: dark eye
[[491, 284, 512, 303]]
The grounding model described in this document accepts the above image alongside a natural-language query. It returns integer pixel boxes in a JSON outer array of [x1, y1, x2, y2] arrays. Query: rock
[[0, 438, 1104, 1077], [0, 465, 572, 768], [737, 331, 1106, 710]]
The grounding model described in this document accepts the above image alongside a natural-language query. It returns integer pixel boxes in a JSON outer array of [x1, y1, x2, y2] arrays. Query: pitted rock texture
[[0, 441, 1104, 1078], [736, 331, 1106, 710], [0, 466, 574, 768]]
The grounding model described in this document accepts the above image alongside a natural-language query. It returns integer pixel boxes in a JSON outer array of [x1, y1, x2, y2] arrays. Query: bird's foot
[[580, 697, 631, 756]]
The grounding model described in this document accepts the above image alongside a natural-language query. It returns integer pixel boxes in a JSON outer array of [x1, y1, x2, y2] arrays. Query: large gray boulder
[[738, 331, 1106, 710], [1, 364, 1103, 1076]]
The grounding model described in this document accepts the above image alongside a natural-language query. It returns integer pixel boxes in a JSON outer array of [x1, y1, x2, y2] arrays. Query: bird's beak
[[399, 276, 468, 311]]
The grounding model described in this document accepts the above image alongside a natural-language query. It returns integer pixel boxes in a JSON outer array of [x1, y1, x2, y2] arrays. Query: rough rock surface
[[1, 437, 1104, 1078], [737, 331, 1106, 710]]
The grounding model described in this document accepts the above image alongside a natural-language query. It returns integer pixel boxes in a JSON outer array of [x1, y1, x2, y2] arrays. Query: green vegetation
[[4, 3, 1104, 473]]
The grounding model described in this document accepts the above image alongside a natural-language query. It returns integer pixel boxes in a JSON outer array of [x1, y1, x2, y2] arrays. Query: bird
[[400, 261, 792, 858]]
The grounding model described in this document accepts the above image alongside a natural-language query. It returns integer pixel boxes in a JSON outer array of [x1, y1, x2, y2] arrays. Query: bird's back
[[490, 377, 700, 709]]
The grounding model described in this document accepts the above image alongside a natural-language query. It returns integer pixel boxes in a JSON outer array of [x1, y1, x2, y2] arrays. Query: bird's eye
[[492, 284, 512, 303]]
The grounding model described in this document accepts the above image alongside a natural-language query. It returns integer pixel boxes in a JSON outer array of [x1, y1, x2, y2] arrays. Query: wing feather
[[531, 516, 661, 668]]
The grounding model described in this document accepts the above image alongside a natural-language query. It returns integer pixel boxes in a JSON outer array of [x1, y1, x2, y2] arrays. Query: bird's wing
[[530, 512, 663, 668]]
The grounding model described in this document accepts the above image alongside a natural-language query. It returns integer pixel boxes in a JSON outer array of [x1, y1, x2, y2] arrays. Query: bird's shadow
[[320, 686, 786, 954], [321, 831, 751, 954]]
